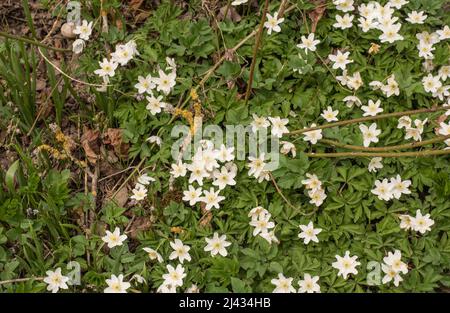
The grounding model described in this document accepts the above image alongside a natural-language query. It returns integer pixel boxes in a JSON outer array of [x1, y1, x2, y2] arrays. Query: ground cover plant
[[0, 0, 449, 293]]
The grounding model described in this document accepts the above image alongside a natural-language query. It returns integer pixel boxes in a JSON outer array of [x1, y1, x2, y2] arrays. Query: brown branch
[[319, 135, 450, 152], [287, 106, 450, 135], [305, 149, 450, 158]]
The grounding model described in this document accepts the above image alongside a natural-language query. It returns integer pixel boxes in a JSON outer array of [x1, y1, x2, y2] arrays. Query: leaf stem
[[0, 31, 70, 52]]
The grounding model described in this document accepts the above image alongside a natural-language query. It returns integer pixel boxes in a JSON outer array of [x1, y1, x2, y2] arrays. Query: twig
[[37, 47, 109, 87], [305, 149, 450, 158], [287, 106, 450, 135], [0, 277, 44, 285], [319, 135, 450, 152], [269, 173, 318, 216], [0, 31, 70, 52], [244, 0, 270, 105]]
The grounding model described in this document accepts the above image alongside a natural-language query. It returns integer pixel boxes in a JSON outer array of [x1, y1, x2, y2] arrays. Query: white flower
[[417, 43, 435, 60], [383, 250, 408, 274], [104, 274, 131, 293], [411, 210, 434, 234], [303, 123, 323, 145], [438, 121, 450, 136], [204, 232, 231, 257], [162, 264, 186, 287], [416, 31, 440, 46], [329, 50, 353, 70], [165, 57, 177, 72], [171, 161, 187, 178], [371, 178, 393, 201], [369, 80, 384, 90], [111, 43, 135, 66], [438, 65, 450, 81], [388, 0, 408, 10], [216, 144, 235, 162], [231, 0, 248, 5], [404, 127, 422, 142], [213, 166, 236, 190], [94, 58, 118, 77], [249, 213, 275, 236], [268, 116, 289, 138], [200, 188, 225, 210], [358, 17, 378, 32], [130, 183, 148, 201], [321, 106, 339, 122], [280, 141, 296, 157], [397, 116, 412, 129], [297, 33, 320, 53], [157, 282, 177, 293], [379, 23, 403, 43], [406, 11, 427, 24], [143, 247, 163, 263], [182, 185, 203, 206], [359, 123, 381, 147], [154, 69, 176, 95], [308, 188, 327, 207], [332, 251, 361, 279], [389, 175, 411, 199], [301, 173, 322, 191], [343, 95, 361, 108], [271, 273, 296, 293], [335, 0, 354, 12], [135, 74, 155, 94], [361, 99, 383, 117], [333, 14, 354, 30], [368, 157, 383, 173], [422, 74, 442, 93], [264, 12, 284, 35], [248, 206, 269, 221], [186, 284, 200, 293], [72, 39, 85, 54], [187, 162, 207, 186], [381, 264, 404, 287], [399, 214, 414, 231], [194, 148, 220, 172], [298, 221, 322, 244], [147, 135, 162, 146], [137, 173, 155, 185], [44, 268, 69, 293], [250, 114, 270, 133], [102, 227, 127, 248], [73, 20, 93, 41], [437, 25, 450, 40], [347, 72, 363, 91], [248, 153, 267, 178], [146, 95, 167, 115], [259, 230, 279, 245], [169, 239, 191, 264], [298, 274, 320, 293]]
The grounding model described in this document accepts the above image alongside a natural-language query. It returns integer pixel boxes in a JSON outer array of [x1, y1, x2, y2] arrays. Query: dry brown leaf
[[81, 128, 100, 164], [128, 216, 152, 239], [104, 128, 129, 157], [308, 0, 327, 33], [217, 5, 242, 22]]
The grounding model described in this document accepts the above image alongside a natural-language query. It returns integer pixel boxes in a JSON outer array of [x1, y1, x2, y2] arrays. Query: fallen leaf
[[81, 128, 100, 164]]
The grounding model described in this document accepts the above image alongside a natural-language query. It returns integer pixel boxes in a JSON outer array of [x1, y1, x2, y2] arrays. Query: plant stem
[[319, 135, 450, 152], [288, 106, 450, 135], [0, 277, 44, 285], [305, 149, 450, 158], [244, 0, 270, 105], [0, 31, 71, 52]]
